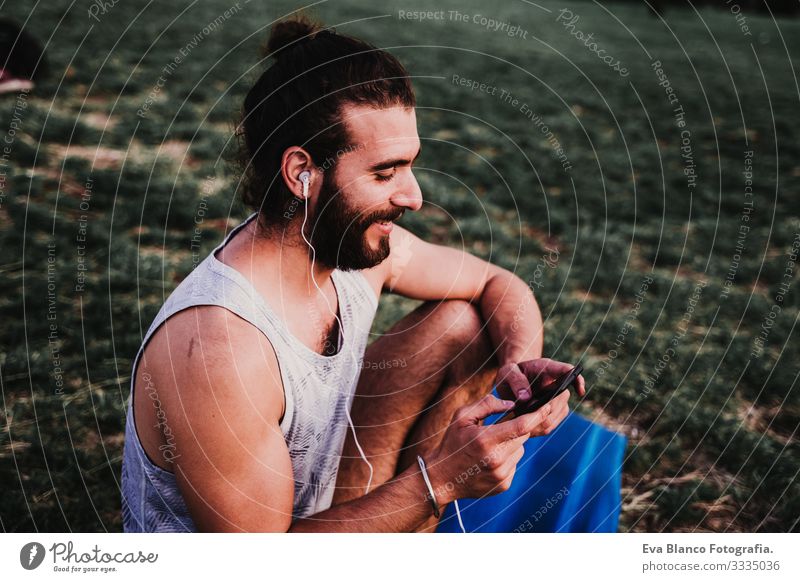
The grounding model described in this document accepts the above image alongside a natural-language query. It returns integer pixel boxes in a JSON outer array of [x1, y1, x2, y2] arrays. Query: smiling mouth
[[367, 211, 403, 234], [371, 219, 394, 234]]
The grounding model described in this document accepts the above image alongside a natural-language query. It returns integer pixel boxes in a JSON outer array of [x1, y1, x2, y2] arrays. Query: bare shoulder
[[135, 305, 285, 431]]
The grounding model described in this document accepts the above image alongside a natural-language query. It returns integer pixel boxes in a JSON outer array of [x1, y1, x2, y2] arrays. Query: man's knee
[[423, 299, 484, 349], [421, 299, 497, 392]]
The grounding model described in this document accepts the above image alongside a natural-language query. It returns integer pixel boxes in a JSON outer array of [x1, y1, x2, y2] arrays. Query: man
[[120, 15, 584, 533]]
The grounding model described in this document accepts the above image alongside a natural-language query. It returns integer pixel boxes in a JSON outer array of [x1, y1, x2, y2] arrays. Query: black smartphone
[[499, 363, 584, 422]]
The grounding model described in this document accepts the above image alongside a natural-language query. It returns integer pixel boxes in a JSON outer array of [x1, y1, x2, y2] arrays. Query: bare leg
[[333, 299, 499, 530], [396, 332, 497, 533]]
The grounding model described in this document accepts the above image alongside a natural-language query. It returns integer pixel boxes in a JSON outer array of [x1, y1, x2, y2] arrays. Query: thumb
[[457, 394, 515, 425], [495, 363, 531, 401]]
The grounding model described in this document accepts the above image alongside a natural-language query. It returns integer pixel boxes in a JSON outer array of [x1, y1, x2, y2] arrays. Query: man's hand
[[493, 358, 586, 438], [426, 394, 556, 504]]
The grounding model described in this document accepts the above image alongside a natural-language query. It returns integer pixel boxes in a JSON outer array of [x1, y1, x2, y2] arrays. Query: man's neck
[[242, 216, 335, 299]]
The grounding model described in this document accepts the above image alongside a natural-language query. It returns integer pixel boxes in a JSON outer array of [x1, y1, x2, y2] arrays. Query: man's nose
[[392, 172, 423, 212]]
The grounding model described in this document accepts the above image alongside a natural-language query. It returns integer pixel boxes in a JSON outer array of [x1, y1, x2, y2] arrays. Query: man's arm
[[375, 225, 543, 367], [149, 306, 444, 532], [290, 466, 436, 532], [478, 267, 543, 364]]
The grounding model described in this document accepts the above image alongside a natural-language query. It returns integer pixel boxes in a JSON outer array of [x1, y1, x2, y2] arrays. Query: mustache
[[358, 209, 404, 228]]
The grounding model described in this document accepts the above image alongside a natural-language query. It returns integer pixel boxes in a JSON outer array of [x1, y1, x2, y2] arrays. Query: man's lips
[[371, 220, 393, 234], [366, 211, 403, 235]]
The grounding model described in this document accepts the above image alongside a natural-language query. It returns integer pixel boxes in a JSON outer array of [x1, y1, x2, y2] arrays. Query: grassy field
[[0, 0, 798, 532]]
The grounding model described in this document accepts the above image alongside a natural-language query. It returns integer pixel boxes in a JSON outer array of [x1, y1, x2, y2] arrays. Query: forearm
[[479, 271, 543, 365], [289, 463, 443, 532]]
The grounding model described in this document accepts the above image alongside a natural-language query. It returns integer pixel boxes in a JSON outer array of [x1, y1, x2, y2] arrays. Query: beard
[[307, 171, 402, 271]]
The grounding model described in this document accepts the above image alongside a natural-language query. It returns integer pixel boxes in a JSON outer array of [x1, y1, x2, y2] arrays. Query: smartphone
[[498, 363, 584, 422]]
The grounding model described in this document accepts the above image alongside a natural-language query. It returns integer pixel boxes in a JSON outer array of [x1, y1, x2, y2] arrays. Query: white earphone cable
[[299, 181, 374, 495], [453, 499, 465, 533]]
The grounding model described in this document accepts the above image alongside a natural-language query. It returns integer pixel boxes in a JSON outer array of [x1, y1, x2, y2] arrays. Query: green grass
[[0, 0, 798, 532]]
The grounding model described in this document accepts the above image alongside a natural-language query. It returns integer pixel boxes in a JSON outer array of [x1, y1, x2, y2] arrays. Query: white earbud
[[299, 170, 311, 198]]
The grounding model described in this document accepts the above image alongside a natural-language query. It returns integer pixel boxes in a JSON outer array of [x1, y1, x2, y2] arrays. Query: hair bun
[[263, 15, 323, 59]]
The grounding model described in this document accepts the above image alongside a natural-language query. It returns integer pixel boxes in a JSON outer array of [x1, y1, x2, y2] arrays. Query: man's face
[[309, 104, 423, 271]]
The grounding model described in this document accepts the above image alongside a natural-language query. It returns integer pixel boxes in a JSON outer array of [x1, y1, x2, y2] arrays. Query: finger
[[492, 449, 525, 489], [485, 433, 527, 467], [519, 358, 575, 388], [517, 359, 554, 385], [552, 389, 571, 410], [495, 365, 531, 401], [499, 441, 526, 470], [504, 370, 532, 401], [499, 433, 529, 456], [495, 455, 522, 491], [518, 357, 570, 376], [576, 373, 586, 397], [540, 363, 585, 396], [550, 401, 570, 428], [531, 400, 569, 437], [536, 390, 569, 421], [457, 394, 515, 424], [487, 403, 552, 442]]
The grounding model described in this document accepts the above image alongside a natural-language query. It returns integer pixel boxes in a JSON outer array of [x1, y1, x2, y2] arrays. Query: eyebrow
[[367, 145, 422, 172]]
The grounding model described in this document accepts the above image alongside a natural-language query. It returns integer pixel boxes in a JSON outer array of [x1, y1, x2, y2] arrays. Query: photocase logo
[[19, 542, 46, 570]]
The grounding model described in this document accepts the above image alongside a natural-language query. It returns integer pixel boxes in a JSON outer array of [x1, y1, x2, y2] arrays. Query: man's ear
[[281, 147, 317, 199]]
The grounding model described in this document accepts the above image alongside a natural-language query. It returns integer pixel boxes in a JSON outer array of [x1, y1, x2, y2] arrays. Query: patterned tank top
[[121, 213, 379, 531]]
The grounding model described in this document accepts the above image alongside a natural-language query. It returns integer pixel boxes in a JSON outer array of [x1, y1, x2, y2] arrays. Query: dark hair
[[0, 18, 48, 81], [236, 14, 416, 229]]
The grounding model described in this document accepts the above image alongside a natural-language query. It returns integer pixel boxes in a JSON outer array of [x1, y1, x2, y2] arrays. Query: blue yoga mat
[[435, 397, 627, 533]]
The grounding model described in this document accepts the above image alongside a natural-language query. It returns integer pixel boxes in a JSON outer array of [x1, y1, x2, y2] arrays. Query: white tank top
[[121, 212, 379, 531]]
